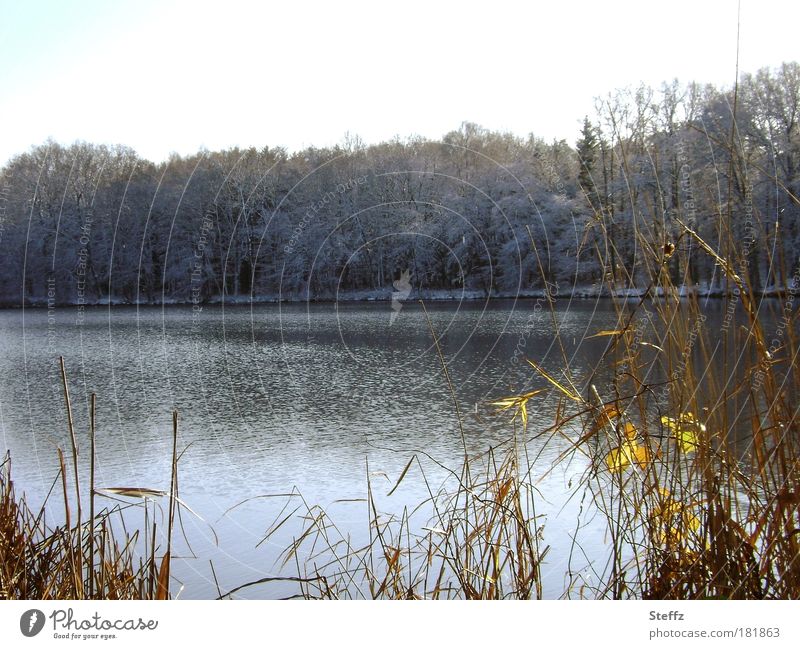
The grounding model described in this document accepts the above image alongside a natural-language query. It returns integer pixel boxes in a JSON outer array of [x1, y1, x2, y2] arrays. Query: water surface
[[0, 298, 729, 597]]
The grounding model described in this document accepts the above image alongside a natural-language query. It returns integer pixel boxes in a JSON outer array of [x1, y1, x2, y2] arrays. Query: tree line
[[0, 62, 797, 306]]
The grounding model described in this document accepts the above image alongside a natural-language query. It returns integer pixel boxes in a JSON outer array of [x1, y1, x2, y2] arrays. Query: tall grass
[[575, 215, 800, 599], [233, 124, 800, 600], [238, 441, 542, 600], [4, 118, 799, 601], [5, 218, 797, 600], [0, 360, 180, 600], [240, 211, 798, 599]]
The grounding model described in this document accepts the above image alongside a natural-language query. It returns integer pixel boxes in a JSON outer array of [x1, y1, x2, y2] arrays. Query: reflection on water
[[0, 297, 759, 598]]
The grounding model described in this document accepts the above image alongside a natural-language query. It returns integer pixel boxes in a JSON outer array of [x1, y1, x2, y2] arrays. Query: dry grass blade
[[0, 392, 187, 600], [586, 330, 625, 339], [98, 488, 169, 499], [155, 552, 170, 600], [387, 455, 417, 497]]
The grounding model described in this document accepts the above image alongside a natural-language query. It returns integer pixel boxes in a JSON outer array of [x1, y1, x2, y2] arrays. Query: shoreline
[[0, 284, 793, 309]]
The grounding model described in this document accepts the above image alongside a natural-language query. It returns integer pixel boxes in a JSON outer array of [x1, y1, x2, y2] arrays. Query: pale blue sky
[[1, 0, 798, 165]]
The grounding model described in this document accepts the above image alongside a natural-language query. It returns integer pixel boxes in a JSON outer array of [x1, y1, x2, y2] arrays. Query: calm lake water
[[0, 297, 755, 598]]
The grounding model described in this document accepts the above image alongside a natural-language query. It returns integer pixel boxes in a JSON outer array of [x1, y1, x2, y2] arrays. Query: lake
[[0, 297, 743, 598]]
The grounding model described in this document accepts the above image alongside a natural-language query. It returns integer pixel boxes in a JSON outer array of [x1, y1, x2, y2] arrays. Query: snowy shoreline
[[3, 284, 793, 309]]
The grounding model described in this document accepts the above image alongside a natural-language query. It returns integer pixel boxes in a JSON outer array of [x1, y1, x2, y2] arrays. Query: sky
[[0, 0, 798, 166]]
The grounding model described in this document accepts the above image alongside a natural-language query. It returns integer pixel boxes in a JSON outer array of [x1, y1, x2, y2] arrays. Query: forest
[[0, 61, 797, 306]]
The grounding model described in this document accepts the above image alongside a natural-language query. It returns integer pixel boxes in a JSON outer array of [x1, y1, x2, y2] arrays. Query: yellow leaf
[[684, 511, 701, 532], [606, 447, 630, 472], [680, 412, 704, 427], [661, 414, 703, 452], [489, 397, 519, 410], [660, 415, 679, 431], [489, 390, 544, 411], [632, 443, 653, 469], [584, 404, 621, 439], [605, 440, 638, 473], [623, 422, 637, 440], [489, 389, 543, 430], [527, 360, 582, 402], [663, 412, 706, 432], [661, 413, 700, 427], [521, 389, 546, 400], [650, 492, 703, 546], [676, 428, 699, 452], [606, 438, 654, 472]]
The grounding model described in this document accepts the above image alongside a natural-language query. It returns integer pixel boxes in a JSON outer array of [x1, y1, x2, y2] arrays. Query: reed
[[238, 441, 538, 600], [244, 216, 797, 599], [5, 135, 799, 601], [0, 361, 180, 600], [238, 110, 800, 600]]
